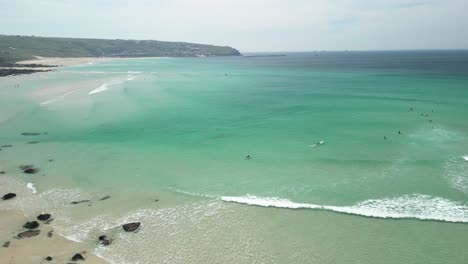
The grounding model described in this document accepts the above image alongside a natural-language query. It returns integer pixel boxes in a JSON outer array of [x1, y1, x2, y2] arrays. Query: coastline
[[0, 209, 109, 264], [16, 56, 168, 67], [0, 170, 109, 264]]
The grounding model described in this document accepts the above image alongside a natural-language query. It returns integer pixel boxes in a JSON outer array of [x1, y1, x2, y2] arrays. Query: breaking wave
[[221, 194, 468, 223]]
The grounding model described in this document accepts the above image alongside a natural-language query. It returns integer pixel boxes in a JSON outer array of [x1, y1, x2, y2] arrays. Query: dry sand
[[16, 56, 115, 67]]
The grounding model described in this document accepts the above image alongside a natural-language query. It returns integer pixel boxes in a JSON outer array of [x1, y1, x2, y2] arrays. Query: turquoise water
[[1, 52, 468, 263]]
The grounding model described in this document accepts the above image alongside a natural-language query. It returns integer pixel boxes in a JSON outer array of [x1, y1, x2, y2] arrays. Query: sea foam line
[[40, 90, 76, 105], [89, 75, 137, 95], [221, 194, 468, 223]]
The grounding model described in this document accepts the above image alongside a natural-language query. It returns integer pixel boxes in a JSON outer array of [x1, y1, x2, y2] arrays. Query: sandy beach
[[16, 57, 116, 67], [17, 56, 167, 67], [0, 209, 108, 264]]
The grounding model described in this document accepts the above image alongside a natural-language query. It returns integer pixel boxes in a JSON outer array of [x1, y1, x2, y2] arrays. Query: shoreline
[[0, 208, 109, 264], [1, 56, 168, 77], [17, 56, 169, 67]]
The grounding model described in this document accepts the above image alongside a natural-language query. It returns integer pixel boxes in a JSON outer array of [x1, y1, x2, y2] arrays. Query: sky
[[1, 0, 467, 52]]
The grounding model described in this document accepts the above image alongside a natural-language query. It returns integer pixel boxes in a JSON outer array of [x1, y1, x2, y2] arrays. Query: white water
[[221, 194, 468, 223]]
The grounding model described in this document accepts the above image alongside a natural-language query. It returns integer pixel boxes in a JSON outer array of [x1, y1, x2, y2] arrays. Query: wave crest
[[221, 194, 468, 223]]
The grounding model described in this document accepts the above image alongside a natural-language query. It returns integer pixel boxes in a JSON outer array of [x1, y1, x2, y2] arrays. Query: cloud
[[0, 0, 467, 51]]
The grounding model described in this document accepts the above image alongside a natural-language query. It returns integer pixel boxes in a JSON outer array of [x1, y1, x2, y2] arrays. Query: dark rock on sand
[[17, 229, 40, 239], [122, 222, 141, 232], [71, 253, 85, 261], [47, 230, 54, 238], [37, 214, 51, 221], [2, 241, 10, 247], [2, 193, 16, 200], [21, 132, 41, 136], [99, 195, 111, 201], [71, 200, 91, 205], [45, 256, 53, 261], [23, 221, 39, 229]]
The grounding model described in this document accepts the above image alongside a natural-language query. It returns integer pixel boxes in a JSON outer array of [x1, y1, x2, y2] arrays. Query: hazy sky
[[1, 0, 467, 52]]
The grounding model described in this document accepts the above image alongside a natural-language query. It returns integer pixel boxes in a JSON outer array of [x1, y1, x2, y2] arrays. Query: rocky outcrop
[[23, 221, 39, 229], [45, 256, 53, 261], [2, 193, 16, 200], [37, 214, 52, 221], [71, 253, 85, 261], [122, 222, 141, 232]]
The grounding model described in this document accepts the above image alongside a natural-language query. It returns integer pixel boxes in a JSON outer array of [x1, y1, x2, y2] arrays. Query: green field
[[0, 35, 241, 65]]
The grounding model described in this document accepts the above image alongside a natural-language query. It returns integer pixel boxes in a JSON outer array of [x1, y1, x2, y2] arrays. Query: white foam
[[40, 90, 76, 105], [26, 182, 37, 194], [463, 156, 468, 161], [444, 157, 468, 195], [89, 80, 123, 95], [221, 194, 468, 223], [126, 75, 136, 81]]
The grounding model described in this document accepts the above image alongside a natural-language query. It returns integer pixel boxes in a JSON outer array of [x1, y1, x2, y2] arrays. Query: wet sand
[[0, 209, 108, 264]]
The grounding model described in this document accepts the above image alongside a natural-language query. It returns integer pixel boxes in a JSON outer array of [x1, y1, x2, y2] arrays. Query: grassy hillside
[[0, 35, 241, 65]]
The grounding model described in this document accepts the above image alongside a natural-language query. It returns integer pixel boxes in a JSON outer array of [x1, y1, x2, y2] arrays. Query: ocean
[[1, 51, 468, 263]]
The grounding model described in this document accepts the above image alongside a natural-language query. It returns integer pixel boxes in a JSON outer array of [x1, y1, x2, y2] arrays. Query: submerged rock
[[37, 214, 51, 221], [70, 200, 91, 205], [45, 218, 54, 224], [19, 165, 39, 174], [122, 222, 141, 232], [71, 253, 85, 261], [23, 221, 39, 229], [98, 235, 112, 246], [2, 241, 10, 248], [17, 230, 40, 239], [27, 141, 40, 144], [2, 193, 16, 200], [23, 168, 39, 174], [99, 195, 111, 201], [1, 144, 12, 148], [21, 132, 41, 136], [19, 165, 33, 170], [0, 171, 5, 174]]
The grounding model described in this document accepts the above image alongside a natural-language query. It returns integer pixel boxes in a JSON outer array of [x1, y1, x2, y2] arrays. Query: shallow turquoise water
[[1, 52, 468, 263]]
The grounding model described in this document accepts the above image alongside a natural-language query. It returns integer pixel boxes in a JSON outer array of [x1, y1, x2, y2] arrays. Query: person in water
[[245, 155, 251, 160], [398, 131, 402, 134], [384, 136, 387, 140]]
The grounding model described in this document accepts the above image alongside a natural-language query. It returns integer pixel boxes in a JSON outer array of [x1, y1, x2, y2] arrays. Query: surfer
[[245, 155, 251, 160], [398, 131, 402, 134]]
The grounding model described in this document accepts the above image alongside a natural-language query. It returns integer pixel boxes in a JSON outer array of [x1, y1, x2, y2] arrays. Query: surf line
[[220, 195, 468, 223], [89, 75, 137, 95], [40, 90, 76, 106]]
